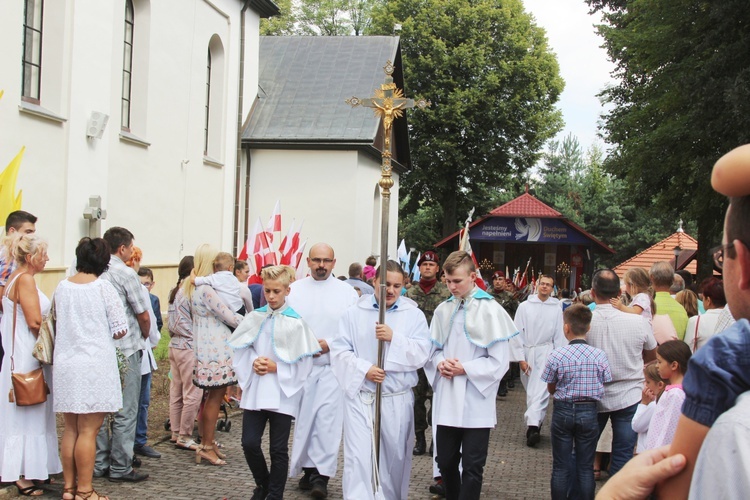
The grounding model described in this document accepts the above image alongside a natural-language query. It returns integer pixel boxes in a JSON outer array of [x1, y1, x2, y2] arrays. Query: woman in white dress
[[0, 233, 62, 496], [684, 277, 726, 353], [53, 237, 128, 500]]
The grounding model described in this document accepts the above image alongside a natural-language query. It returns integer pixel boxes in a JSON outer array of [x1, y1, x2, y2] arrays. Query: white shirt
[[586, 304, 657, 412], [287, 275, 359, 366], [689, 391, 750, 499], [194, 271, 243, 312], [684, 308, 724, 352]]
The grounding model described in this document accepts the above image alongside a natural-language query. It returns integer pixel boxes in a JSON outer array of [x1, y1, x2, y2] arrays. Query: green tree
[[584, 0, 750, 277], [369, 0, 564, 237], [260, 0, 296, 36], [297, 0, 352, 35]]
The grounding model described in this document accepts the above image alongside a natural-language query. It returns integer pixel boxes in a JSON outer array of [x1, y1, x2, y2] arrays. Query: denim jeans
[[597, 402, 638, 476], [135, 371, 152, 447], [95, 350, 142, 476], [550, 400, 599, 500]]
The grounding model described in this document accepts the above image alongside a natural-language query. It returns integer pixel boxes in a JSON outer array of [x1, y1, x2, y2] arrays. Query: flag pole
[[346, 62, 430, 473]]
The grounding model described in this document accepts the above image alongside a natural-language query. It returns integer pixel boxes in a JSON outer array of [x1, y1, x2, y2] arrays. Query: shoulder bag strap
[[8, 272, 24, 373]]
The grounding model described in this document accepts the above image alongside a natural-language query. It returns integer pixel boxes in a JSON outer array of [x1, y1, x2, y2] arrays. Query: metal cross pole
[[346, 61, 430, 470]]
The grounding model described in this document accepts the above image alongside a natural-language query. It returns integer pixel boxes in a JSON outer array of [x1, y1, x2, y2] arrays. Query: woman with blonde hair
[[184, 244, 243, 465], [675, 289, 699, 318], [0, 233, 62, 496]]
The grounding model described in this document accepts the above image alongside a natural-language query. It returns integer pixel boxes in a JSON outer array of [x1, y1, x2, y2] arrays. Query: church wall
[[247, 148, 400, 277], [0, 0, 262, 301]]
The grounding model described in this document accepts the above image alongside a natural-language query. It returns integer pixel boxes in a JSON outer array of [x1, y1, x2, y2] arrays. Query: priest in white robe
[[331, 260, 431, 500], [286, 243, 359, 496], [426, 251, 517, 500], [509, 274, 565, 447]]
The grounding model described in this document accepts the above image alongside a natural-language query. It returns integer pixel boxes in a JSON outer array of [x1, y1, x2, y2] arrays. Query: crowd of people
[[0, 143, 749, 500]]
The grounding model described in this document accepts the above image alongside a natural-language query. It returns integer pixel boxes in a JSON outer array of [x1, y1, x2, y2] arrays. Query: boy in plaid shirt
[[542, 304, 612, 500]]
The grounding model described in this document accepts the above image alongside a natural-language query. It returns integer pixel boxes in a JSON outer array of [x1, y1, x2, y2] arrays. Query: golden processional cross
[[346, 61, 431, 476]]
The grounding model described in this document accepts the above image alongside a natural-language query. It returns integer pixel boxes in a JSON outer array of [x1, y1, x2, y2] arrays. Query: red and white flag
[[265, 200, 282, 244], [293, 239, 308, 269], [280, 220, 304, 265]]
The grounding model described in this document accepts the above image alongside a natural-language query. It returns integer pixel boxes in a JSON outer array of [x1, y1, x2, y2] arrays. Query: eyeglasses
[[710, 243, 736, 270], [310, 258, 334, 265]]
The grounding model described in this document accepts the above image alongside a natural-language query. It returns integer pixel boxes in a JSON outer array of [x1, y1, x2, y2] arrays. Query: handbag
[[32, 296, 55, 365], [7, 272, 49, 406]]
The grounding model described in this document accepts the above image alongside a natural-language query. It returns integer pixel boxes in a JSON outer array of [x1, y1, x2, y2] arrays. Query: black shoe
[[311, 475, 329, 499], [507, 379, 515, 389], [134, 445, 161, 459], [299, 468, 314, 491], [93, 468, 109, 478], [250, 486, 268, 500], [429, 478, 445, 497], [526, 426, 540, 447], [131, 455, 142, 468], [413, 433, 426, 456], [109, 469, 149, 482], [497, 386, 508, 398]]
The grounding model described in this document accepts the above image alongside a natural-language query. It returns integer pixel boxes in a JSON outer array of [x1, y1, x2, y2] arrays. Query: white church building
[[0, 1, 408, 300]]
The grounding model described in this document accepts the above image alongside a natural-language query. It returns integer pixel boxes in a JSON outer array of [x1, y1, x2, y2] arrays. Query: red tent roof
[[489, 192, 562, 218], [434, 192, 613, 253], [613, 231, 699, 278]]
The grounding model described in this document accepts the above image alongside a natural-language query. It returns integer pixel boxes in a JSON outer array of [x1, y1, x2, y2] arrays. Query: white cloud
[[523, 0, 616, 152]]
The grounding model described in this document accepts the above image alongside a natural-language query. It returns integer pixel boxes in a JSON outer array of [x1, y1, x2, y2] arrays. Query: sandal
[[75, 489, 109, 500], [175, 438, 199, 451], [195, 445, 227, 466], [213, 441, 227, 460], [15, 482, 44, 497], [63, 486, 77, 500]]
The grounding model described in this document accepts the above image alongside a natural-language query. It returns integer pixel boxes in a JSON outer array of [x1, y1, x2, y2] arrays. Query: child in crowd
[[631, 363, 666, 454], [645, 340, 691, 450], [228, 265, 321, 500], [133, 266, 162, 459], [541, 304, 612, 500], [611, 267, 654, 323], [193, 252, 254, 317]]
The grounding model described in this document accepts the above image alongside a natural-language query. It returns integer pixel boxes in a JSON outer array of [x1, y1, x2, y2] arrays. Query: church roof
[[243, 36, 409, 166], [613, 231, 699, 278]]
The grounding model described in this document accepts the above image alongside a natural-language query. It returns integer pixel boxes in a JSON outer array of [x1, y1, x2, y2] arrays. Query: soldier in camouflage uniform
[[406, 251, 451, 457], [490, 271, 519, 396]]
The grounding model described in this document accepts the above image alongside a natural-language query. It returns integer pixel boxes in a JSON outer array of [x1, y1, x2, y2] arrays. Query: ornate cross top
[[346, 61, 430, 193]]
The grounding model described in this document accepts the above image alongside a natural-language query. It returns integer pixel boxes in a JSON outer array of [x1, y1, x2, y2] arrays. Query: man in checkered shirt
[[586, 269, 657, 477], [542, 304, 612, 500]]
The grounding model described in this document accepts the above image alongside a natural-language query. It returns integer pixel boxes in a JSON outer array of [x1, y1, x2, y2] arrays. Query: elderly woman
[[0, 233, 62, 497], [53, 238, 128, 500], [684, 278, 726, 353], [167, 256, 203, 450], [183, 244, 243, 465]]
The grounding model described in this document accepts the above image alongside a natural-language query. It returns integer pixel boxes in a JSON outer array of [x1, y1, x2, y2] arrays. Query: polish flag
[[293, 239, 308, 269], [459, 227, 486, 290], [280, 220, 304, 265], [258, 229, 277, 267], [265, 200, 282, 244], [248, 218, 265, 274]]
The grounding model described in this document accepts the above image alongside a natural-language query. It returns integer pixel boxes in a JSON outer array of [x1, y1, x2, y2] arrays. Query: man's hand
[[366, 365, 386, 383], [596, 446, 686, 499], [519, 360, 531, 375], [253, 356, 277, 375], [375, 323, 393, 342]]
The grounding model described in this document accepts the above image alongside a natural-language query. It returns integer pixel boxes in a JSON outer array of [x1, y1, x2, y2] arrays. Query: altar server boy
[[426, 251, 518, 500], [229, 265, 321, 500], [331, 260, 432, 500]]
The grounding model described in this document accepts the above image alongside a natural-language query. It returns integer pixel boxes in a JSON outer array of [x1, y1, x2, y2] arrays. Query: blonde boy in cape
[[228, 266, 321, 500]]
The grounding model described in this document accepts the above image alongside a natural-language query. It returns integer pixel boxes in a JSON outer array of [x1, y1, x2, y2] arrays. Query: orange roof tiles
[[613, 232, 698, 278], [490, 193, 562, 218]]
